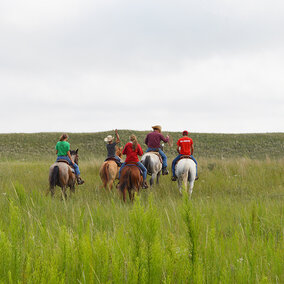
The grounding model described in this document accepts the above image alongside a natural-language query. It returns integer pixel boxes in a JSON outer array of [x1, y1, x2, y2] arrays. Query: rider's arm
[[177, 146, 180, 154], [144, 134, 148, 146], [191, 144, 194, 155], [160, 133, 169, 143], [115, 129, 120, 143], [67, 151, 75, 164], [56, 150, 58, 154]]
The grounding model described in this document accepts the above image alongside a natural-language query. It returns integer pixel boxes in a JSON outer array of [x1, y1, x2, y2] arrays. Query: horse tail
[[50, 165, 59, 188], [120, 168, 132, 192], [144, 155, 152, 174]]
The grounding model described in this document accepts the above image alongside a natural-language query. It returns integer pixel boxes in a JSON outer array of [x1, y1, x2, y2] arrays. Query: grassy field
[[0, 132, 283, 283]]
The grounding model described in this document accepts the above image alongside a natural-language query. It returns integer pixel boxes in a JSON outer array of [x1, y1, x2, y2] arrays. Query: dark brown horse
[[49, 149, 79, 199], [118, 164, 143, 202]]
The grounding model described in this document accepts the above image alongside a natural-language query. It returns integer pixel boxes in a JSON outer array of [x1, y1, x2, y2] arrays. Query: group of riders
[[54, 125, 198, 188]]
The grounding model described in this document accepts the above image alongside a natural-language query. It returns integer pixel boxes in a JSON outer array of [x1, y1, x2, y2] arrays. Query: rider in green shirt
[[55, 134, 84, 185]]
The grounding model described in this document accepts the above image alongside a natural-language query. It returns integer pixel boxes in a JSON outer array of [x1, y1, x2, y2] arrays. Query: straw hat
[[104, 135, 114, 143], [152, 125, 162, 133]]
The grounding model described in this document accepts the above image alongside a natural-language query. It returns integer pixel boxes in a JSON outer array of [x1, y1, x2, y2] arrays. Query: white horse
[[175, 158, 197, 197], [141, 152, 162, 186]]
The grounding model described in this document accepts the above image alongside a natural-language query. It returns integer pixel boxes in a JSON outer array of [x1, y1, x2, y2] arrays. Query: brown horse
[[48, 149, 79, 199], [118, 164, 143, 202], [99, 146, 123, 190]]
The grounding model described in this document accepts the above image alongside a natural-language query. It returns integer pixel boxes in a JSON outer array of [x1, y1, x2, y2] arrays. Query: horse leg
[[61, 186, 67, 200], [50, 186, 55, 197], [150, 174, 155, 187], [70, 183, 75, 194], [188, 181, 194, 198], [108, 179, 114, 190], [156, 171, 161, 185], [178, 178, 183, 195], [123, 188, 127, 202]]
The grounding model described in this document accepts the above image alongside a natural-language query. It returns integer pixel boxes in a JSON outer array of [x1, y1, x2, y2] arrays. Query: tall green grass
[[0, 158, 283, 283]]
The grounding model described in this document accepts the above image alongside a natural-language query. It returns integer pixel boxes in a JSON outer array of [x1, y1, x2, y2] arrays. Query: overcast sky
[[0, 0, 283, 133]]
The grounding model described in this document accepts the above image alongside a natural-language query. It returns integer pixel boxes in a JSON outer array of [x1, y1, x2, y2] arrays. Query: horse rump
[[50, 165, 59, 188]]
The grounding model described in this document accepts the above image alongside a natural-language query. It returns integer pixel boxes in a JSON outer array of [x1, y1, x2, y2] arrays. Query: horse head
[[70, 149, 79, 164]]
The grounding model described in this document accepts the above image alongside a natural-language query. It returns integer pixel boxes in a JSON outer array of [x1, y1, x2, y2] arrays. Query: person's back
[[119, 134, 148, 189], [104, 130, 122, 165], [145, 125, 169, 175], [171, 130, 198, 181], [55, 133, 84, 185], [176, 136, 193, 155], [123, 142, 143, 163]]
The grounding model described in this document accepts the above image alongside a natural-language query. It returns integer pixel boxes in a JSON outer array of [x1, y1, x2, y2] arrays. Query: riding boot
[[162, 167, 169, 175], [142, 181, 149, 189], [76, 176, 85, 185], [195, 175, 199, 181], [171, 176, 177, 181]]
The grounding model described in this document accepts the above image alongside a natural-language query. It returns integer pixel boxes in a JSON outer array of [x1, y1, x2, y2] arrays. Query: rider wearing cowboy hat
[[145, 125, 169, 175], [104, 129, 122, 165]]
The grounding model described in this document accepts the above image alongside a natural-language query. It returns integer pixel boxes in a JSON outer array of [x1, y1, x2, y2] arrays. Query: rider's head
[[60, 133, 69, 141], [152, 125, 162, 133], [130, 134, 138, 150], [182, 130, 188, 136]]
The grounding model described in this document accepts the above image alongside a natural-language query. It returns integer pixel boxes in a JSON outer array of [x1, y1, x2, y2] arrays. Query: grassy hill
[[0, 131, 283, 161]]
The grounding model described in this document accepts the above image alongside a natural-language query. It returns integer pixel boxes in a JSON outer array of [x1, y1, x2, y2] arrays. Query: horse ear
[[76, 148, 78, 153]]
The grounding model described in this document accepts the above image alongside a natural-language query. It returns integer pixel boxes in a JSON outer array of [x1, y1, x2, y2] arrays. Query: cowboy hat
[[152, 125, 162, 132], [104, 135, 114, 143]]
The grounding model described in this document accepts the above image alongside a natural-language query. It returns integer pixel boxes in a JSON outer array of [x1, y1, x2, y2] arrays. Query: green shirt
[[56, 141, 70, 156]]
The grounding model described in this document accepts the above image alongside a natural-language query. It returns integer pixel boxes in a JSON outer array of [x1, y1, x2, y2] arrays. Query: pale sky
[[1, 0, 283, 133]]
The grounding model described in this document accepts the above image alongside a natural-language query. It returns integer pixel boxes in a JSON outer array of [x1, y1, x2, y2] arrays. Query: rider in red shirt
[[171, 130, 198, 181], [119, 134, 148, 188]]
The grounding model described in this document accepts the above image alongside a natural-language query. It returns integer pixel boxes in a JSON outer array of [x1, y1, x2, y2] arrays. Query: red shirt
[[177, 136, 193, 155], [122, 142, 143, 163]]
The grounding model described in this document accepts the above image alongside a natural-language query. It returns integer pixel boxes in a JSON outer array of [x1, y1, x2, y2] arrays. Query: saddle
[[147, 151, 163, 164], [105, 157, 122, 167], [124, 163, 143, 176], [177, 155, 193, 163], [57, 160, 75, 173]]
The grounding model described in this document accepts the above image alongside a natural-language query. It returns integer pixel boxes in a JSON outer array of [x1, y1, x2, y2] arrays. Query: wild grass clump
[[0, 158, 283, 283]]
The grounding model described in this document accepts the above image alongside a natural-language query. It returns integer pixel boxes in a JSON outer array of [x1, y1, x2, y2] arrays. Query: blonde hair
[[130, 134, 138, 150], [59, 133, 69, 141]]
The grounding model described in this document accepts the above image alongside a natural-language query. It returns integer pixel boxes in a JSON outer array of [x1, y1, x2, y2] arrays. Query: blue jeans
[[119, 162, 147, 181], [56, 156, 80, 176], [146, 148, 167, 168], [171, 154, 198, 177]]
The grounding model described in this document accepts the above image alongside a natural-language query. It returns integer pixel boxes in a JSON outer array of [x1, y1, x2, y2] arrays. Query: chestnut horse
[[49, 149, 79, 199], [99, 146, 123, 190], [118, 164, 143, 202]]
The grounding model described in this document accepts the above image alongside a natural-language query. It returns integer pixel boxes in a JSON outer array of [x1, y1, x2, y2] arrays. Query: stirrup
[[162, 168, 169, 175], [142, 181, 148, 189], [77, 177, 85, 185]]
